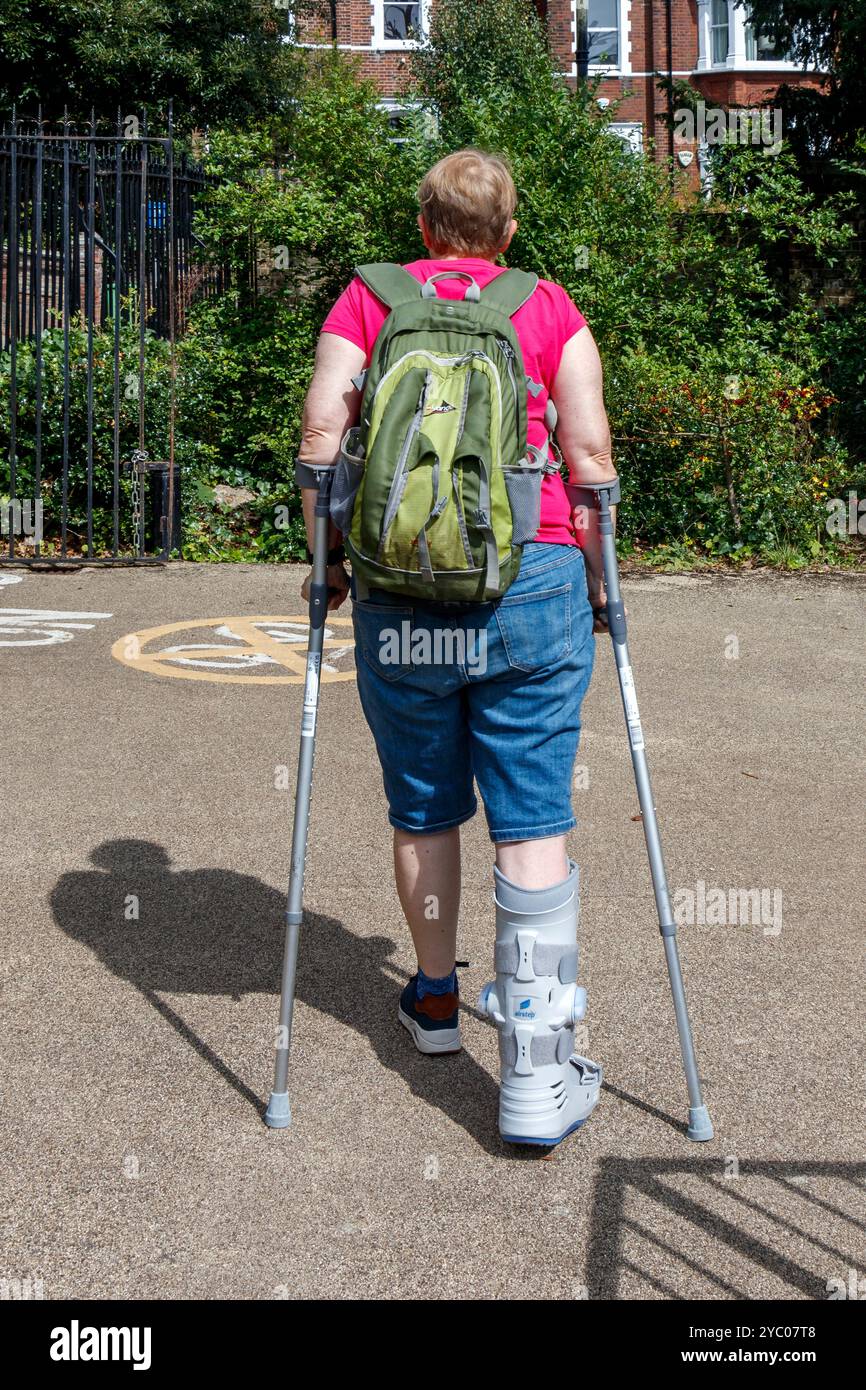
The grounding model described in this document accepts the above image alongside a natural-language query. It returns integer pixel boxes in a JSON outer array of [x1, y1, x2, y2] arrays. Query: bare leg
[[393, 826, 460, 977], [393, 830, 568, 975], [495, 834, 569, 889]]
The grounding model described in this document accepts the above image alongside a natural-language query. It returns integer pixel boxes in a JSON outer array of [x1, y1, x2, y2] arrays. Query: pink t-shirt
[[320, 256, 587, 546]]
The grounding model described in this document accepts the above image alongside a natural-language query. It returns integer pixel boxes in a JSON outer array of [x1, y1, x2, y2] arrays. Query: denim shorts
[[351, 543, 596, 842]]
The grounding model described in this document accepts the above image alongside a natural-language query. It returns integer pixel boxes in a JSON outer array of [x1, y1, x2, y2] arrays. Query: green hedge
[[2, 0, 863, 566]]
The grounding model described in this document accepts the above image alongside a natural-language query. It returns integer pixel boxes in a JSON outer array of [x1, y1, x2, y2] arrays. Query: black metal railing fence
[[1, 108, 230, 563]]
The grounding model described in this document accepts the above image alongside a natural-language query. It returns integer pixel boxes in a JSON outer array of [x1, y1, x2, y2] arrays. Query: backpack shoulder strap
[[480, 267, 539, 318], [355, 262, 422, 310]]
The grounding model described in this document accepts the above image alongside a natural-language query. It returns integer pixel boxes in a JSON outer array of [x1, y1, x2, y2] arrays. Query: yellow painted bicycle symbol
[[112, 615, 356, 685]]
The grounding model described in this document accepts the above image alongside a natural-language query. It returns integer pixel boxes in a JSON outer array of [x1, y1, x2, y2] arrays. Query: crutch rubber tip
[[687, 1104, 714, 1142], [264, 1091, 292, 1129]]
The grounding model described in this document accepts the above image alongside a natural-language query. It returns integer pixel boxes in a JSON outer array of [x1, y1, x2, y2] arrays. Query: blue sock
[[416, 967, 457, 1002]]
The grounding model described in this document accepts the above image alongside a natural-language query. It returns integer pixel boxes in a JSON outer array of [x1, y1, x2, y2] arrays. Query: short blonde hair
[[417, 149, 517, 258]]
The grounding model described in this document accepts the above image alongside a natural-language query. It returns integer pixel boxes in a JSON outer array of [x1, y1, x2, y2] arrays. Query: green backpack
[[330, 263, 557, 604]]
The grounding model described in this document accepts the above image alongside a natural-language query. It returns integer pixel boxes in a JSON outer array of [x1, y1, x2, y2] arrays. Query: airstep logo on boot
[[514, 998, 536, 1019]]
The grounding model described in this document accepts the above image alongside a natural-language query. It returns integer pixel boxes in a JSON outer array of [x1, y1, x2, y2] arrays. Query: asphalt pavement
[[1, 560, 863, 1300]]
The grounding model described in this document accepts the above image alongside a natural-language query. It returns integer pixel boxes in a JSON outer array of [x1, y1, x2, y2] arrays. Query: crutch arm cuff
[[294, 458, 337, 491], [563, 476, 621, 508]]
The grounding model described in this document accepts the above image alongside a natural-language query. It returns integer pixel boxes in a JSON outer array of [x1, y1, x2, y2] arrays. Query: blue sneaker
[[399, 974, 462, 1055]]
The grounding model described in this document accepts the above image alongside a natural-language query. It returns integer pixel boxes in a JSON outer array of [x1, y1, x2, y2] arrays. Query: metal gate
[[0, 109, 230, 564]]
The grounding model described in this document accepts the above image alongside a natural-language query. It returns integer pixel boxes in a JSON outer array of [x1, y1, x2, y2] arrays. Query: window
[[272, 0, 295, 42], [377, 99, 436, 146], [384, 105, 411, 144], [374, 2, 427, 47], [587, 0, 619, 67], [701, 3, 793, 69], [744, 19, 788, 61], [710, 0, 729, 64], [608, 122, 643, 154], [379, 100, 415, 145]]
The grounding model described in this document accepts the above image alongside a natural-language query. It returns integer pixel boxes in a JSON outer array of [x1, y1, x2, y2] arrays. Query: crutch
[[566, 478, 714, 1142], [265, 462, 334, 1129]]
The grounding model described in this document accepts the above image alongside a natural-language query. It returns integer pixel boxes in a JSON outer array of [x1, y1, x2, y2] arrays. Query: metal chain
[[130, 448, 147, 550]]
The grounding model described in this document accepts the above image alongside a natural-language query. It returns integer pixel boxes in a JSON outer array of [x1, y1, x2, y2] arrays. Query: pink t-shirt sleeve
[[320, 275, 391, 361], [320, 276, 369, 351], [321, 271, 587, 381], [537, 282, 587, 388]]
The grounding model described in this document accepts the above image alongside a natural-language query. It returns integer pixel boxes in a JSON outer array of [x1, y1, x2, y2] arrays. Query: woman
[[297, 148, 618, 1145]]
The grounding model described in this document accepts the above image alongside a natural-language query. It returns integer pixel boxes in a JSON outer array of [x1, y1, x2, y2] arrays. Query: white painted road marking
[[0, 608, 113, 647]]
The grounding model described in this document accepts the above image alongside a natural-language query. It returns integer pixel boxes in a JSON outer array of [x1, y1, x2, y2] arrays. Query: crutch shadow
[[600, 1081, 687, 1138], [586, 1156, 866, 1300], [50, 837, 507, 1154]]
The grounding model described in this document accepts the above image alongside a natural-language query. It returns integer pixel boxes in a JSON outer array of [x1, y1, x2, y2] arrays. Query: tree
[[742, 1, 866, 186], [177, 0, 857, 562], [0, 0, 329, 129], [405, 0, 857, 556]]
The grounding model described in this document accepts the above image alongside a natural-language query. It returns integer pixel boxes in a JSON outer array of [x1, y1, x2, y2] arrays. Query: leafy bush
[[171, 50, 430, 559], [413, 0, 861, 563], [606, 349, 849, 562], [5, 1, 861, 567], [0, 318, 193, 555]]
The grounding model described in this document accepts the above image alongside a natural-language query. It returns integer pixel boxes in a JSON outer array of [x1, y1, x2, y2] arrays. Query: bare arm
[[297, 331, 367, 608], [550, 326, 617, 617], [298, 331, 367, 545]]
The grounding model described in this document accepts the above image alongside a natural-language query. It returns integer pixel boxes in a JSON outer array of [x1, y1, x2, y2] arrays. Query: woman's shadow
[[51, 838, 506, 1153]]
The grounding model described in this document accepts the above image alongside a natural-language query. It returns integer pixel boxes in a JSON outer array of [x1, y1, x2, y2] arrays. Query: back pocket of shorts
[[494, 583, 571, 673], [353, 602, 415, 683]]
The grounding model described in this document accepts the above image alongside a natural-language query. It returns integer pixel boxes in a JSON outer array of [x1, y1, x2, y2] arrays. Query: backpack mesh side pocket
[[503, 463, 544, 545], [330, 428, 365, 536]]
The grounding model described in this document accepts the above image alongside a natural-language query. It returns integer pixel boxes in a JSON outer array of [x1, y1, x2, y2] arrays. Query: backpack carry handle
[[420, 271, 481, 302]]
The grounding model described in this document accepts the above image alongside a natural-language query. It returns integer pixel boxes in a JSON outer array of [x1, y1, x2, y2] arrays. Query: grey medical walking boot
[[478, 861, 602, 1146]]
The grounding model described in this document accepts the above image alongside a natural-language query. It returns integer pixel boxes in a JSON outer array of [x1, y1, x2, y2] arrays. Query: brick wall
[[298, 1, 824, 180], [696, 71, 823, 108], [0, 239, 104, 340]]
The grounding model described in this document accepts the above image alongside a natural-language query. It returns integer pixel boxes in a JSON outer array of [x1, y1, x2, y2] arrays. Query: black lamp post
[[575, 0, 589, 79]]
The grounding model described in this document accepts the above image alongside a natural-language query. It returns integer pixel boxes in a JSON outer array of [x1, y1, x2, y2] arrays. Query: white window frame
[[709, 0, 729, 66], [377, 98, 437, 144], [372, 0, 430, 50], [273, 0, 296, 41], [573, 0, 632, 77], [608, 121, 642, 153], [696, 2, 805, 73]]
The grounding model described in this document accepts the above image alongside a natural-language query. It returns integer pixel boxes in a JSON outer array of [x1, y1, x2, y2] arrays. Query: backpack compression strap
[[484, 268, 561, 455], [354, 262, 422, 310], [479, 267, 539, 317]]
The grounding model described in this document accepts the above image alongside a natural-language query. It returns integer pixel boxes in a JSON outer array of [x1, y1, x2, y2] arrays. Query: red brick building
[[298, 2, 823, 172]]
